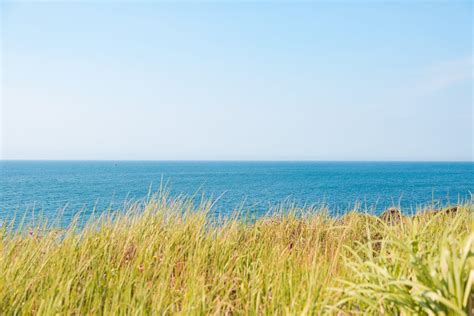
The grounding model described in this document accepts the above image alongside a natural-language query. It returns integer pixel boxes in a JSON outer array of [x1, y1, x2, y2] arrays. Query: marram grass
[[0, 197, 472, 315]]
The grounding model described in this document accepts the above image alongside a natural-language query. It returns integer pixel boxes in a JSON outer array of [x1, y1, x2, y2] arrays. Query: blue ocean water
[[1, 161, 472, 225]]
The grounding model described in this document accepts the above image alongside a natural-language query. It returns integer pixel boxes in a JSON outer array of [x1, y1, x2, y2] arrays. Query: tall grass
[[0, 196, 472, 315]]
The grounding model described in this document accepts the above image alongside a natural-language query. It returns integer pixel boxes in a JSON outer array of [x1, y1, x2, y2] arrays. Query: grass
[[0, 195, 472, 315]]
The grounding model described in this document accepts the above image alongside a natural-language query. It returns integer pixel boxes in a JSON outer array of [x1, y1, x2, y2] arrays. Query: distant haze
[[1, 1, 472, 161]]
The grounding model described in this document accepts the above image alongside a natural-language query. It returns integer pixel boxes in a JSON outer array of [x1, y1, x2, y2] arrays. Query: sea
[[0, 161, 472, 226]]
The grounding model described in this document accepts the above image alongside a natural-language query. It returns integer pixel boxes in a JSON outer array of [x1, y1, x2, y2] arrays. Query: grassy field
[[0, 196, 472, 315]]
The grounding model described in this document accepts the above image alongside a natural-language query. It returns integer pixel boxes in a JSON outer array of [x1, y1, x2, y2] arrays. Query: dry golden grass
[[0, 196, 472, 315]]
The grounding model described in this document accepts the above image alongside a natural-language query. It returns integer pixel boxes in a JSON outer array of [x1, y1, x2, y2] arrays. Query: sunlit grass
[[0, 195, 472, 315]]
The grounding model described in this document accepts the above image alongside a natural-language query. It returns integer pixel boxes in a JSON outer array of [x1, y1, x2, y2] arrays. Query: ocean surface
[[1, 161, 472, 225]]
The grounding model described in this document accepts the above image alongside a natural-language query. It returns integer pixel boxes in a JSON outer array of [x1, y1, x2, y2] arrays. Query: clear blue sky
[[1, 1, 472, 161]]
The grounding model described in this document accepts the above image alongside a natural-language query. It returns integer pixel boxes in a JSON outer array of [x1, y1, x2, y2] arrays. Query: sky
[[1, 1, 472, 161]]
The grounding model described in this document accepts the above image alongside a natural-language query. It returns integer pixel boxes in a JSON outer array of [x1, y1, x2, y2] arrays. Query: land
[[0, 197, 472, 315]]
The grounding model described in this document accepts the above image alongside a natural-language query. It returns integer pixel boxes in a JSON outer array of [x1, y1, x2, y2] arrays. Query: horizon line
[[1, 159, 473, 163]]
